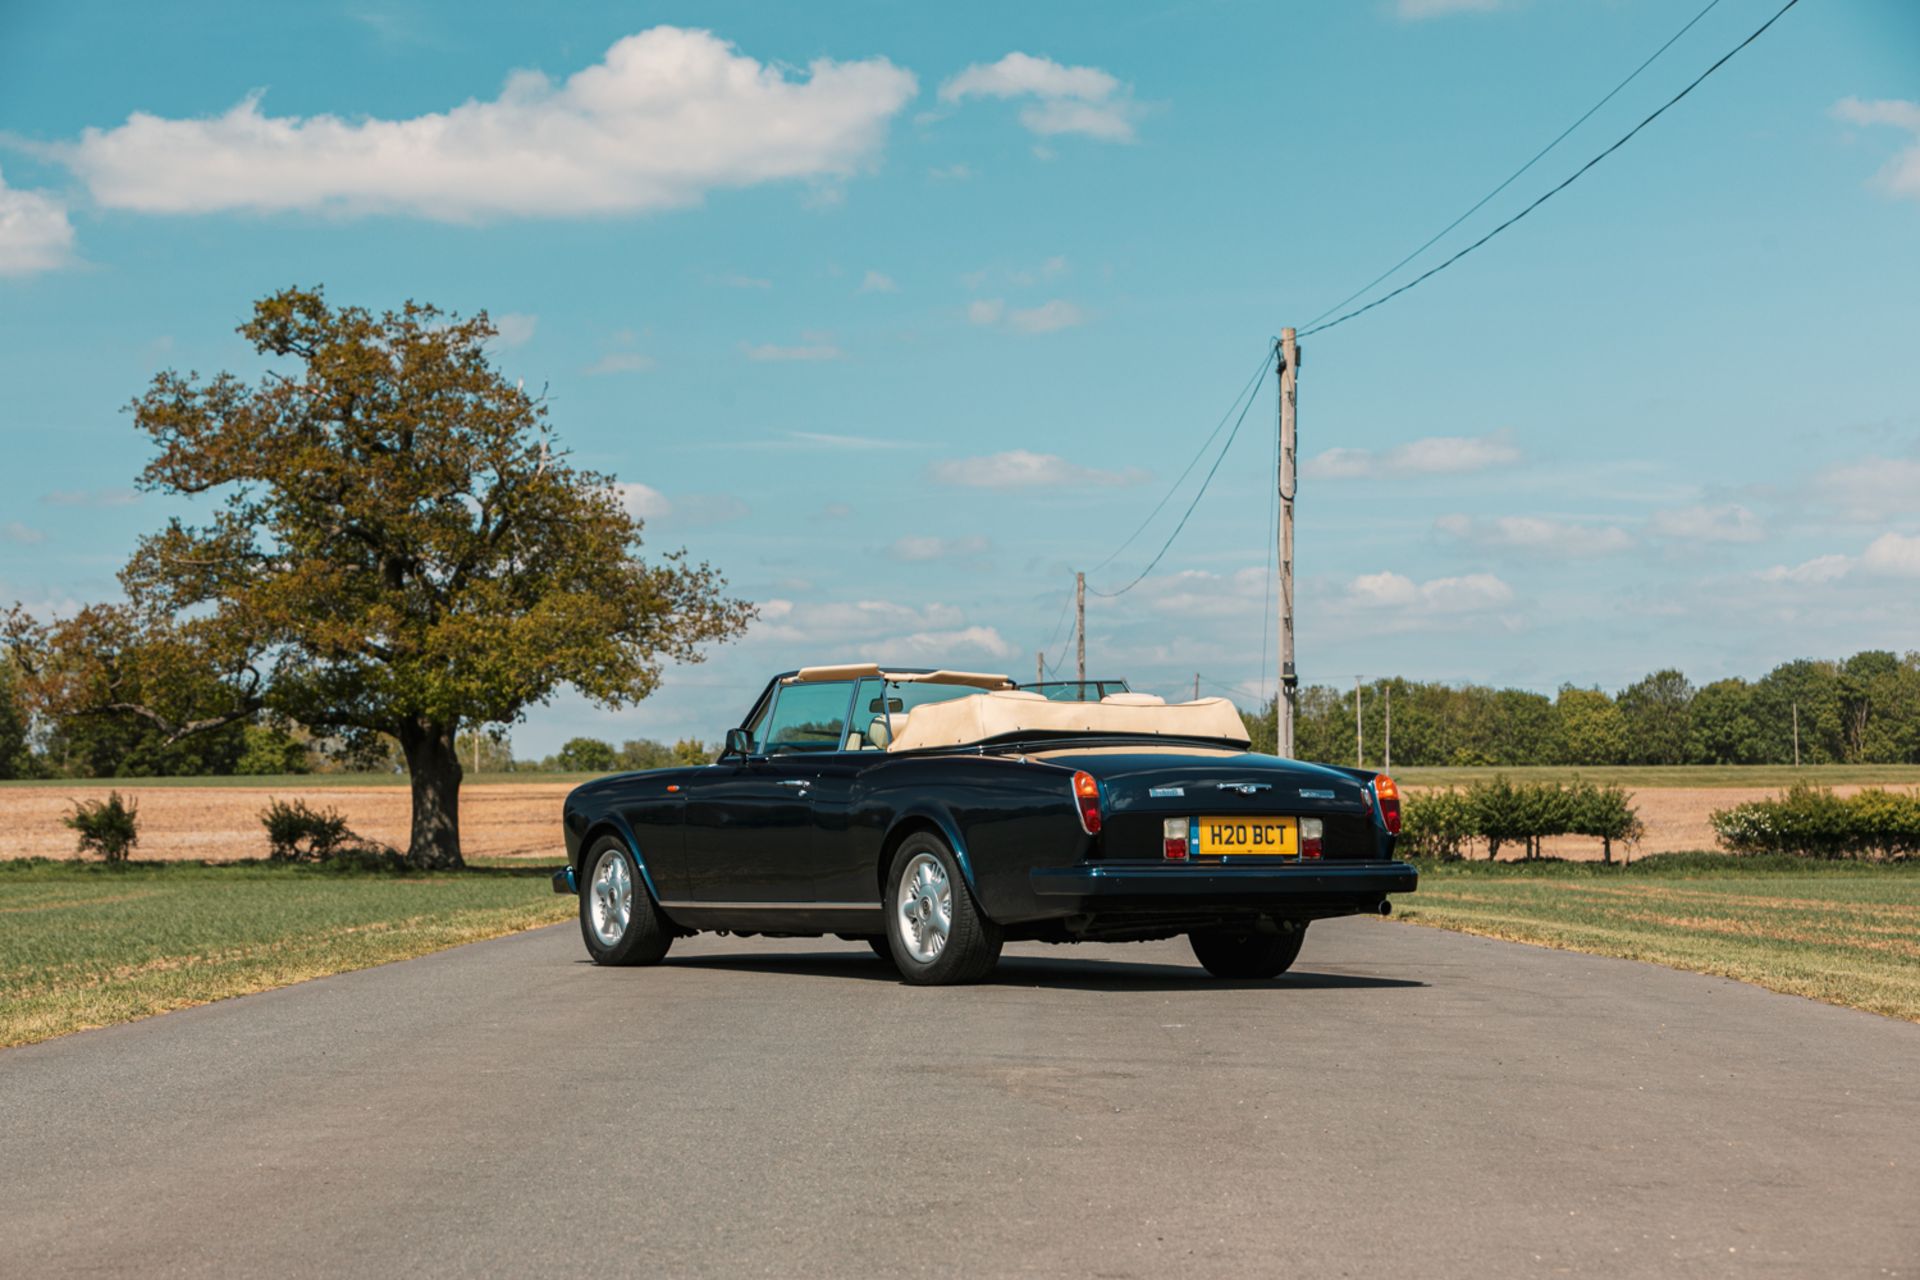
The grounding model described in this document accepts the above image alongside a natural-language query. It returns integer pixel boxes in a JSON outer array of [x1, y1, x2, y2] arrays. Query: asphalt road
[[3, 918, 1916, 1278]]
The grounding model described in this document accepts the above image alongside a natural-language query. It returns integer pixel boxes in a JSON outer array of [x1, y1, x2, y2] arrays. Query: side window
[[761, 681, 854, 753]]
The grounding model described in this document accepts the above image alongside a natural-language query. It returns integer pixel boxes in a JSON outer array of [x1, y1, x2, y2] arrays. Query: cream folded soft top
[[887, 690, 1249, 752]]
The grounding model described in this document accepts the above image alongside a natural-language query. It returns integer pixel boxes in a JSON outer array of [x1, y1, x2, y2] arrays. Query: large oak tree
[[4, 287, 752, 866]]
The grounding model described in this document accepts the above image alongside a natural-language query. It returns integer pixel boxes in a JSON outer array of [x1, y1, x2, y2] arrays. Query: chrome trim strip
[[657, 900, 882, 912]]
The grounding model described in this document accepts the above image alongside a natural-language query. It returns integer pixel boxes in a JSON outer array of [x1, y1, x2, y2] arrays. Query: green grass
[[0, 772, 597, 789], [1392, 764, 1920, 789], [1398, 855, 1920, 1021], [0, 859, 574, 1048]]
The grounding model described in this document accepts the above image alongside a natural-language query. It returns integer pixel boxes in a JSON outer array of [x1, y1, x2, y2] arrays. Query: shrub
[[1567, 781, 1644, 865], [1707, 785, 1920, 860], [64, 792, 139, 863], [261, 798, 354, 862], [1399, 789, 1476, 860]]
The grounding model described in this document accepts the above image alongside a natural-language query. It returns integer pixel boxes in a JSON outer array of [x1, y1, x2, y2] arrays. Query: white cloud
[[0, 167, 77, 276], [585, 351, 656, 375], [62, 28, 918, 220], [1646, 503, 1764, 544], [744, 339, 842, 362], [1396, 0, 1511, 17], [750, 598, 1011, 661], [1811, 456, 1920, 522], [1007, 299, 1084, 334], [4, 522, 46, 545], [779, 430, 920, 450], [1833, 97, 1920, 203], [900, 625, 1012, 659], [490, 312, 538, 347], [617, 482, 672, 520], [929, 449, 1148, 490], [1862, 532, 1920, 578], [939, 52, 1141, 143], [1345, 571, 1514, 614], [1306, 430, 1521, 479], [858, 269, 897, 293], [1758, 554, 1853, 585], [966, 298, 1005, 326], [1435, 514, 1634, 557], [888, 534, 989, 562]]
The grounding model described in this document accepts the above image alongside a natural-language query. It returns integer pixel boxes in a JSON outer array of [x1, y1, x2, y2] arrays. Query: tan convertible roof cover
[[888, 690, 1250, 752]]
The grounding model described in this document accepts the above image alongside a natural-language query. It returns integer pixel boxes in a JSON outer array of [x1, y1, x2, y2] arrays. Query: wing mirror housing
[[722, 727, 754, 760]]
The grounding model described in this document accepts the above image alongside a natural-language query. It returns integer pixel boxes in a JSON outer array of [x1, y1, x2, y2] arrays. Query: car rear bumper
[[1029, 859, 1416, 907]]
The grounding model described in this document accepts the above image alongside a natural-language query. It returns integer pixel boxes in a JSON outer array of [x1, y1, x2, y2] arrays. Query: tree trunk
[[1601, 836, 1612, 866], [399, 718, 464, 869]]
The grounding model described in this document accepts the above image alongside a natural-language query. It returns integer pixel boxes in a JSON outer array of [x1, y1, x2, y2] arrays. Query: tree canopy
[[5, 287, 753, 864]]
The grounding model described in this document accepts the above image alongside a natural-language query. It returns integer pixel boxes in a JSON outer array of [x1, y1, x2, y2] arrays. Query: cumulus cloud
[[0, 167, 77, 276], [1862, 531, 1920, 578], [1758, 554, 1853, 585], [1435, 514, 1633, 557], [1833, 97, 1920, 203], [585, 351, 656, 375], [617, 482, 673, 520], [858, 269, 897, 293], [967, 296, 1084, 334], [489, 312, 538, 347], [939, 52, 1141, 142], [1345, 571, 1514, 614], [1307, 430, 1521, 479], [61, 28, 918, 220], [743, 338, 843, 361], [1811, 456, 1920, 522], [928, 449, 1148, 490], [4, 522, 46, 545], [1646, 503, 1764, 543], [887, 534, 989, 562], [752, 598, 1012, 659]]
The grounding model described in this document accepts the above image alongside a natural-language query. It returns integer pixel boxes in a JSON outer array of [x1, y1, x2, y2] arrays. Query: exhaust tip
[[1376, 899, 1393, 917]]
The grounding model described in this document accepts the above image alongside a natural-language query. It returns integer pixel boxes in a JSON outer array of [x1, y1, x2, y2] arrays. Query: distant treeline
[[1239, 650, 1920, 768], [6, 650, 1918, 778]]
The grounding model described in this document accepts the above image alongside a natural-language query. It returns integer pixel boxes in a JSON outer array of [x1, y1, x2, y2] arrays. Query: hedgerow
[[1710, 786, 1920, 859], [1398, 777, 1644, 863]]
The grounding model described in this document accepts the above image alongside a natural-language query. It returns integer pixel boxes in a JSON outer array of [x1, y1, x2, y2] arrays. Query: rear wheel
[[865, 936, 896, 967], [579, 836, 673, 967], [1189, 923, 1307, 979], [886, 833, 1002, 985]]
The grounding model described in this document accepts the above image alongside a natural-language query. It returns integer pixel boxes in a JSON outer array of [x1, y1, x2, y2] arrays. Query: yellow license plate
[[1196, 816, 1298, 857]]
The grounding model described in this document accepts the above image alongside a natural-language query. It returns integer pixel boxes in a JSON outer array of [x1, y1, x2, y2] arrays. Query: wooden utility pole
[[1036, 651, 1044, 685], [1384, 685, 1392, 771], [1075, 571, 1086, 690], [1277, 329, 1299, 757], [1194, 673, 1201, 702], [1354, 676, 1364, 767]]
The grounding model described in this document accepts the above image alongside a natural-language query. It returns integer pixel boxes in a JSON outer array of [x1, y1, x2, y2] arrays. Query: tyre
[[885, 832, 1003, 985], [865, 936, 897, 967], [1188, 922, 1307, 979], [578, 835, 673, 967]]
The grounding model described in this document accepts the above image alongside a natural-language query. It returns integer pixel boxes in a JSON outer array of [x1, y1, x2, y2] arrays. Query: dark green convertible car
[[555, 663, 1416, 985]]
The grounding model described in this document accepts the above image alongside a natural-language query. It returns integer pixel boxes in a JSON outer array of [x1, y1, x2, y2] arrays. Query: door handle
[[776, 779, 811, 788]]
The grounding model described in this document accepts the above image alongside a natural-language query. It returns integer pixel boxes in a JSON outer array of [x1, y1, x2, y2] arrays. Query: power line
[[1088, 353, 1272, 598], [1086, 347, 1274, 576], [1299, 0, 1803, 339], [1301, 0, 1727, 332]]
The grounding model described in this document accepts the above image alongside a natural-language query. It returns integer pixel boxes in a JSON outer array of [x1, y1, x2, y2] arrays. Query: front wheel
[[1189, 923, 1306, 979], [579, 836, 673, 966], [886, 834, 1003, 985]]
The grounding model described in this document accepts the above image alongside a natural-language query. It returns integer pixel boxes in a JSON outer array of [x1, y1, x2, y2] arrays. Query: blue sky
[[2, 0, 1917, 756]]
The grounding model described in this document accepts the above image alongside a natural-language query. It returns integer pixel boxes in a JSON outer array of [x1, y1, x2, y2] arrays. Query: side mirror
[[722, 727, 754, 760]]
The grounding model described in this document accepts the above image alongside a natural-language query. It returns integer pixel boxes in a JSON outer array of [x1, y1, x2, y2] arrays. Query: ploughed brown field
[[0, 779, 1891, 863]]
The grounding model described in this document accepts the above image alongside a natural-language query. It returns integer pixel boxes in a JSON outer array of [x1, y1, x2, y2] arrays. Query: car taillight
[[1073, 771, 1103, 835], [1162, 817, 1188, 860], [1373, 774, 1401, 835], [1301, 817, 1323, 859]]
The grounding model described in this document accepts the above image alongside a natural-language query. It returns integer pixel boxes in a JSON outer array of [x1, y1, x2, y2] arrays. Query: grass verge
[[0, 859, 573, 1049], [1398, 854, 1920, 1021]]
